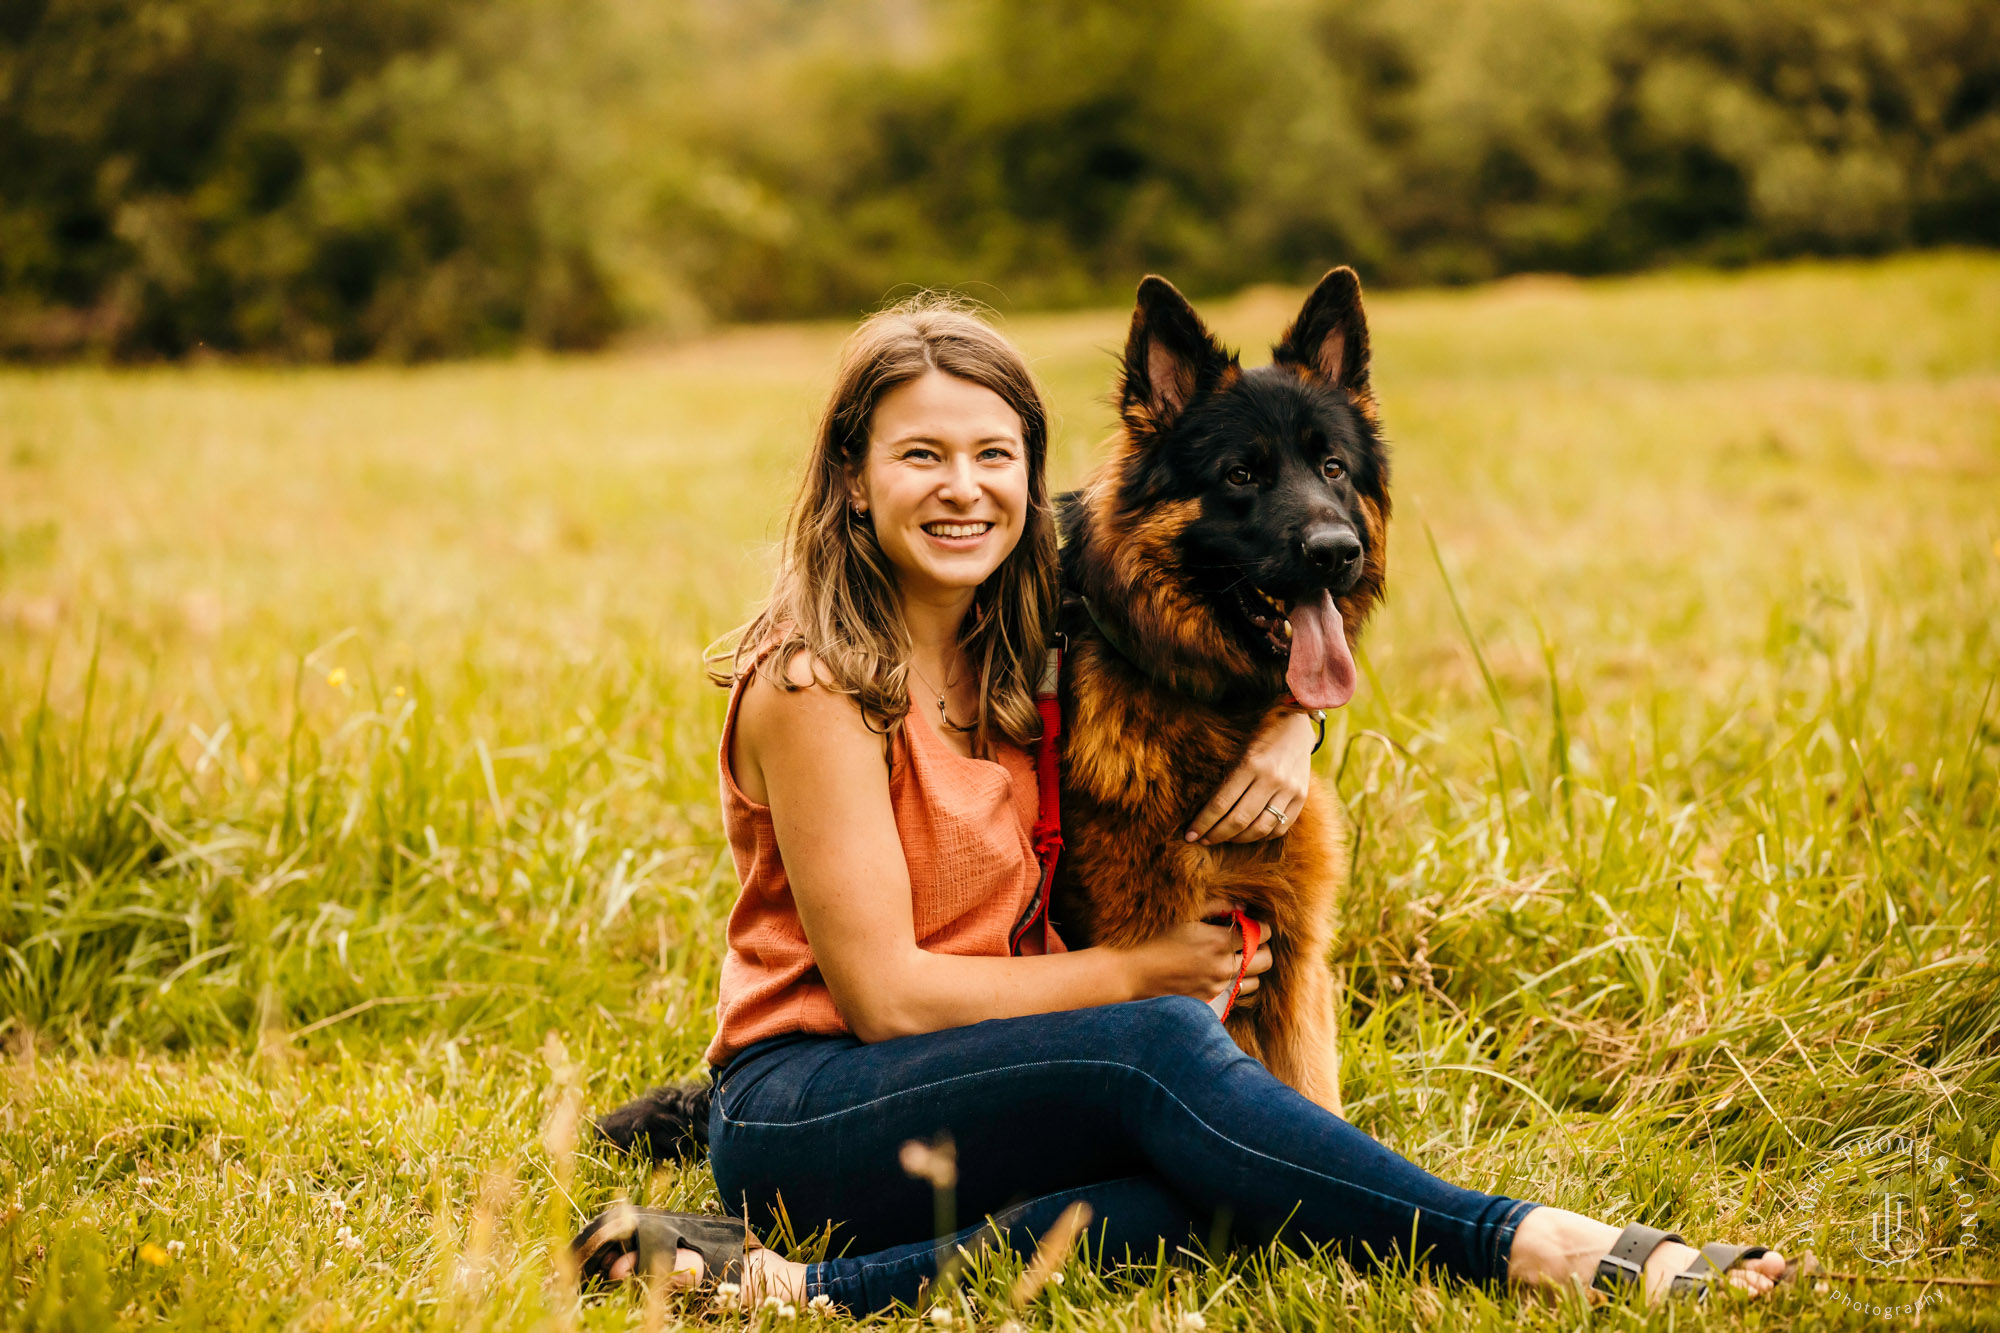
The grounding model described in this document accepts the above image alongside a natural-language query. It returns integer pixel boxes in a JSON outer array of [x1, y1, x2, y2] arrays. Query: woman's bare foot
[[603, 1236, 808, 1305], [1509, 1206, 1789, 1303]]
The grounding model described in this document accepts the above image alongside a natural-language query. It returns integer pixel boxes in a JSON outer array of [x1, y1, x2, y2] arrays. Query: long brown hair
[[709, 294, 1058, 753]]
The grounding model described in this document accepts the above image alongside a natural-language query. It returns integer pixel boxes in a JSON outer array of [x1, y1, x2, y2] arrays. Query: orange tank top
[[704, 655, 1064, 1067]]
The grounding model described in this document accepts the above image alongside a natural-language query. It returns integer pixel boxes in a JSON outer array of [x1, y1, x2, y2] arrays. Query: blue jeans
[[708, 996, 1539, 1312]]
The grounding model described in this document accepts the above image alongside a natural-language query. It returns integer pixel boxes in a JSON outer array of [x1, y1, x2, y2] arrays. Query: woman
[[571, 298, 1791, 1310]]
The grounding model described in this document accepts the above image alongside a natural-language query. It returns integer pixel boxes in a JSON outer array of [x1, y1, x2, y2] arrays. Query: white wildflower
[[928, 1305, 954, 1326], [715, 1280, 743, 1304], [763, 1295, 785, 1311], [1050, 1271, 1065, 1286], [1180, 1313, 1207, 1332], [166, 1239, 185, 1257], [778, 1304, 797, 1319], [807, 1293, 834, 1314]]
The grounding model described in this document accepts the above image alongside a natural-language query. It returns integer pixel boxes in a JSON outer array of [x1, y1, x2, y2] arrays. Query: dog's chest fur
[[1049, 623, 1346, 965]]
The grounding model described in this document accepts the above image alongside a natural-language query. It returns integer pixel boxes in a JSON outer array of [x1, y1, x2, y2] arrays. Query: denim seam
[[1489, 1198, 1539, 1284], [716, 1054, 1489, 1235]]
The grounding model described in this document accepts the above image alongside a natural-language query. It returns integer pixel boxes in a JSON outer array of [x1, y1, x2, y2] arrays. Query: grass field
[[3, 252, 1998, 1330]]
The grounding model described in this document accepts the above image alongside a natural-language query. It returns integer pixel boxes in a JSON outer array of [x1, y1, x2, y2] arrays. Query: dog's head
[[1069, 269, 1391, 709]]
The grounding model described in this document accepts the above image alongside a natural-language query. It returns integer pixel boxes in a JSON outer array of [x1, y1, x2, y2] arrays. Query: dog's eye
[[1225, 465, 1254, 487], [1322, 457, 1347, 480]]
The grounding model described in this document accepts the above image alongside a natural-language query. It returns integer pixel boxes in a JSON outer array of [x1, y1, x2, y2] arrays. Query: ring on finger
[[1264, 802, 1288, 828]]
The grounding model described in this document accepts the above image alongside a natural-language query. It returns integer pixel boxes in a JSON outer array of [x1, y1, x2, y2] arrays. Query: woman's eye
[[981, 447, 1016, 462], [1322, 457, 1346, 480], [1225, 465, 1254, 486]]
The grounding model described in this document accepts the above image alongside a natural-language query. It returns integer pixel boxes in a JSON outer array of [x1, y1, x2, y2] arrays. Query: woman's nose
[[937, 455, 979, 501]]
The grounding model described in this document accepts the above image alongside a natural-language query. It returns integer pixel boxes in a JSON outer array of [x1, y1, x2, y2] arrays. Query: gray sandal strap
[[1670, 1241, 1773, 1298], [1591, 1222, 1685, 1296]]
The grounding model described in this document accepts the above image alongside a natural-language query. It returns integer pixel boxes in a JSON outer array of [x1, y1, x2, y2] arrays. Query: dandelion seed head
[[899, 1136, 958, 1189]]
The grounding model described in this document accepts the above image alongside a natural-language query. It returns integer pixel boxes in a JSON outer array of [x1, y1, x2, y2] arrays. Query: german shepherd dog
[[1049, 267, 1389, 1112], [595, 269, 1388, 1155]]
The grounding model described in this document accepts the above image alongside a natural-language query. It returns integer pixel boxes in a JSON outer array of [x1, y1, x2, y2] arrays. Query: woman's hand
[[1114, 898, 1273, 1002], [1184, 708, 1317, 844]]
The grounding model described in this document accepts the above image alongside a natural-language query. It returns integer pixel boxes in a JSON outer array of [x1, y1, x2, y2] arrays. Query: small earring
[[851, 503, 868, 517]]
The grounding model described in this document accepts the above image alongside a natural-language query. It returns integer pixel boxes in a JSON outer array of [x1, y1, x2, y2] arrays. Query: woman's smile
[[920, 519, 996, 547]]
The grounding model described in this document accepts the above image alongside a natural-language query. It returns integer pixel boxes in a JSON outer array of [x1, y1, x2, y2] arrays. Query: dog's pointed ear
[[1120, 275, 1232, 435], [1274, 266, 1370, 393]]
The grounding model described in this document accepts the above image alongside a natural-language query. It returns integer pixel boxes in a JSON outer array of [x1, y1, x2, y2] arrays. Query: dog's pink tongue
[[1286, 591, 1357, 710]]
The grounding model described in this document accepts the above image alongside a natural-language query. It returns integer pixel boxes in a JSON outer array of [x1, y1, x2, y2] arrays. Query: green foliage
[[0, 0, 624, 359], [5, 0, 1999, 359]]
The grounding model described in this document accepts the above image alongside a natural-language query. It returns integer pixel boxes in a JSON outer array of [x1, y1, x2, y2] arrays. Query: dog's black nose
[[1303, 527, 1362, 574]]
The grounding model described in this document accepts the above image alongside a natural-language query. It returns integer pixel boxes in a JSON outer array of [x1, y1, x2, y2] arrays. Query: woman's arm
[[1183, 708, 1320, 845], [737, 667, 1271, 1043]]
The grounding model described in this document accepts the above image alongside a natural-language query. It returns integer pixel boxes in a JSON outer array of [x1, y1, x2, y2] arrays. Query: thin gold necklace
[[910, 656, 970, 732]]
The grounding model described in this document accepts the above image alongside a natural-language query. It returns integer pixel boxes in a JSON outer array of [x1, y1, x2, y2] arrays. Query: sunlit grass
[[3, 252, 1998, 1329]]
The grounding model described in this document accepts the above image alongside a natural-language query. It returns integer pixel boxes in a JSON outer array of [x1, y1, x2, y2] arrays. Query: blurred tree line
[[4, 0, 1997, 360]]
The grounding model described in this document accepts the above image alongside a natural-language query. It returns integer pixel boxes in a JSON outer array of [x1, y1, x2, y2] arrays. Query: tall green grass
[[3, 253, 1997, 1328]]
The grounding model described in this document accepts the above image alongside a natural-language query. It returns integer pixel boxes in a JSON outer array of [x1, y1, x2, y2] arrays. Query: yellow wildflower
[[138, 1242, 170, 1266]]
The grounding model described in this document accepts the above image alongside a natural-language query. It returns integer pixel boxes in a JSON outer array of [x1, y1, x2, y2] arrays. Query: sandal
[[1591, 1222, 1812, 1302], [570, 1204, 756, 1298]]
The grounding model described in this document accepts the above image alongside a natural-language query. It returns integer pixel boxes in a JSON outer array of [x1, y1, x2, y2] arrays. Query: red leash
[[1215, 909, 1260, 1022], [1010, 647, 1065, 955]]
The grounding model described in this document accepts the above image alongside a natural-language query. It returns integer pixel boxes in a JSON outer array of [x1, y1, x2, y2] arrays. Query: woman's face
[[854, 370, 1030, 604]]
